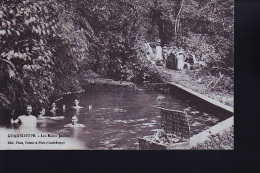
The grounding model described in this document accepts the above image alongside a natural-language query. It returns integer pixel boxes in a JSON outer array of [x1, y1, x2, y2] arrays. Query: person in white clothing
[[11, 105, 37, 127], [155, 39, 164, 66], [156, 42, 163, 61], [176, 50, 185, 70]]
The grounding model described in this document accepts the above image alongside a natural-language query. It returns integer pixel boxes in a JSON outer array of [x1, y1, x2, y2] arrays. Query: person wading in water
[[11, 105, 37, 127]]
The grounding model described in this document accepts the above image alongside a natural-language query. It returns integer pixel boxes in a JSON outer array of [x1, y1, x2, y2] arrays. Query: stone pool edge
[[167, 82, 233, 113], [189, 116, 234, 149], [167, 82, 234, 149]]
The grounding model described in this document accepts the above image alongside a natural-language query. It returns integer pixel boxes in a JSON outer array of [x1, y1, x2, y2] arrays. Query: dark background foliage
[[0, 0, 233, 118]]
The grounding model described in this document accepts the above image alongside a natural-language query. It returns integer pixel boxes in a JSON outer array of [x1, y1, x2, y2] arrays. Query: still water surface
[[34, 89, 221, 150]]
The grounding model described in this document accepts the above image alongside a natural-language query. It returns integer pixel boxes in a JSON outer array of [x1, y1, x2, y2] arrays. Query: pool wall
[[189, 116, 234, 149], [167, 82, 233, 120], [168, 82, 234, 149]]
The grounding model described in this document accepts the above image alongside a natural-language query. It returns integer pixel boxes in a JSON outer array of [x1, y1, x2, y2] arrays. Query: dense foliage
[[1, 0, 62, 112], [180, 0, 234, 76], [0, 0, 234, 118]]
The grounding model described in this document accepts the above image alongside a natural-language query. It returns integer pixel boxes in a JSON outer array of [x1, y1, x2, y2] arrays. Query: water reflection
[[75, 107, 81, 117]]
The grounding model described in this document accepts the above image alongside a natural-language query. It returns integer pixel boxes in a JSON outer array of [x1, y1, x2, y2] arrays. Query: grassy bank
[[191, 125, 234, 150], [157, 66, 233, 107]]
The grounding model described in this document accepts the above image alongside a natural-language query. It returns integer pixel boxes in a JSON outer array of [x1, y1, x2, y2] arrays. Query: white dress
[[156, 46, 163, 60], [177, 54, 184, 70]]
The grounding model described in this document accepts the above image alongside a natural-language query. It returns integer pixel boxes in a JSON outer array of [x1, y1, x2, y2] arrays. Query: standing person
[[166, 52, 175, 69], [37, 107, 52, 127], [48, 101, 65, 120], [162, 46, 168, 65], [50, 102, 57, 113], [166, 48, 177, 70], [72, 98, 83, 109], [176, 49, 185, 70], [184, 52, 194, 70], [156, 39, 163, 63], [11, 105, 37, 127], [49, 102, 60, 117]]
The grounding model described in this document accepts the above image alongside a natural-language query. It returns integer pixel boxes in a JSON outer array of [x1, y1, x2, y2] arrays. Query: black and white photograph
[[0, 0, 234, 150]]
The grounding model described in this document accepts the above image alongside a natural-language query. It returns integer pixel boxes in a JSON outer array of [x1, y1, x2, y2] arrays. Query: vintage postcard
[[0, 0, 233, 150]]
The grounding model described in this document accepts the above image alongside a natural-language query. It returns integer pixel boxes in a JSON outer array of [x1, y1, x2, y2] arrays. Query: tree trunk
[[175, 0, 184, 39]]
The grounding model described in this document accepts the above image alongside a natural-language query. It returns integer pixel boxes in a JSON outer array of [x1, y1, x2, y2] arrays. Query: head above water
[[178, 49, 184, 54], [39, 107, 46, 116], [26, 105, 33, 115], [71, 115, 78, 125], [51, 102, 56, 108], [74, 99, 79, 106], [157, 39, 161, 45]]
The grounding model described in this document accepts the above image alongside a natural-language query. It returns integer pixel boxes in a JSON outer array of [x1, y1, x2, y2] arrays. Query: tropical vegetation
[[0, 0, 234, 120]]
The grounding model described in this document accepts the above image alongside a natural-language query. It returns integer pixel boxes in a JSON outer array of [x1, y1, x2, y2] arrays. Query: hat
[[157, 39, 161, 43]]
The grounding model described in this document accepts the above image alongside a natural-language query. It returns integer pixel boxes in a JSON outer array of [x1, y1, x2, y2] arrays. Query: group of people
[[144, 39, 164, 65], [10, 98, 86, 128], [144, 39, 196, 71]]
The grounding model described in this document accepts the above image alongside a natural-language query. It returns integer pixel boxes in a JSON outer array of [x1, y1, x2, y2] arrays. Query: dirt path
[[156, 66, 234, 107]]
